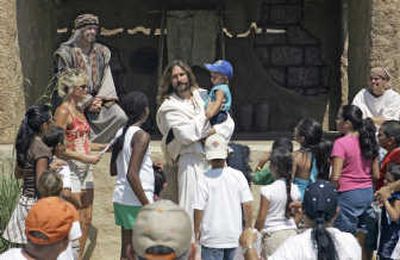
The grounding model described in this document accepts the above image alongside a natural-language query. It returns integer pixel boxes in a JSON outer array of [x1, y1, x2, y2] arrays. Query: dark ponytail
[[15, 105, 51, 167], [304, 180, 339, 260], [111, 92, 149, 162], [270, 147, 293, 219], [311, 213, 338, 260], [341, 105, 379, 160], [314, 140, 333, 180], [295, 118, 331, 180]]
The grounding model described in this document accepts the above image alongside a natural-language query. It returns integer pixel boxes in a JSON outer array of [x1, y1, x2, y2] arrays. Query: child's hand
[[239, 228, 257, 249], [49, 158, 67, 171], [375, 186, 392, 202], [84, 154, 101, 164]]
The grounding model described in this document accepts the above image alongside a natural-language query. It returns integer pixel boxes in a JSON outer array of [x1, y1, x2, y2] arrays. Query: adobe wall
[[370, 0, 400, 92], [0, 0, 25, 144]]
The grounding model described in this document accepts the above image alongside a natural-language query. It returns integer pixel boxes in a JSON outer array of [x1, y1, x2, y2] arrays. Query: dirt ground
[[86, 141, 271, 260]]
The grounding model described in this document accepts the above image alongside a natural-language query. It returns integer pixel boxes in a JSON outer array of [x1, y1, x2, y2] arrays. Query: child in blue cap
[[204, 59, 233, 126]]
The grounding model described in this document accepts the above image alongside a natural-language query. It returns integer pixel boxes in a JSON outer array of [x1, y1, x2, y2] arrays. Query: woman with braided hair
[[255, 147, 301, 257], [110, 91, 154, 260], [2, 105, 53, 244]]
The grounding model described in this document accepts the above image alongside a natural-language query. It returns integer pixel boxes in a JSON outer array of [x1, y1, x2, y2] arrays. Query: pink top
[[331, 134, 373, 192], [65, 115, 90, 155]]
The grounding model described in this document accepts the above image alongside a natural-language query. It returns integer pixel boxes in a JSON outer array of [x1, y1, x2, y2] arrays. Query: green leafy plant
[[0, 174, 21, 253]]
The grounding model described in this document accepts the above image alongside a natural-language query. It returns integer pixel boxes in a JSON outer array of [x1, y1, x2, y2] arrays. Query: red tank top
[[65, 114, 90, 155]]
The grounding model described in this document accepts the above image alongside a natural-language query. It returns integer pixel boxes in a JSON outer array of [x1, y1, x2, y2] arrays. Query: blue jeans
[[201, 246, 236, 260], [334, 187, 377, 249]]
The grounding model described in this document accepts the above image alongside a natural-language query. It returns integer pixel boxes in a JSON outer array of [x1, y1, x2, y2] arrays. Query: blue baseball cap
[[204, 60, 233, 79]]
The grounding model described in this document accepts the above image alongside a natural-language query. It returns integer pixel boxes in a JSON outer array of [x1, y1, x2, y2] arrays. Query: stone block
[[265, 67, 286, 86], [269, 5, 301, 25], [305, 47, 322, 65], [263, 0, 287, 3], [303, 87, 323, 96], [321, 67, 329, 87], [271, 46, 303, 66], [287, 27, 318, 45], [255, 33, 287, 45], [288, 67, 320, 87], [255, 48, 270, 63]]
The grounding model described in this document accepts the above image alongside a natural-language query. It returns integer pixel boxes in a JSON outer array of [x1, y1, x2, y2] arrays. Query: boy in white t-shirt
[[193, 134, 253, 260]]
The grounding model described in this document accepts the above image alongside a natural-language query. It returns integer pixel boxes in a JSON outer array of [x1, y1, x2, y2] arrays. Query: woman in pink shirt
[[331, 104, 379, 258]]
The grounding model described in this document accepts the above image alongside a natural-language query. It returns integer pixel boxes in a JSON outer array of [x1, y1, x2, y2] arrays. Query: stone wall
[[347, 0, 371, 101], [0, 0, 25, 144], [370, 0, 400, 92], [17, 0, 57, 105]]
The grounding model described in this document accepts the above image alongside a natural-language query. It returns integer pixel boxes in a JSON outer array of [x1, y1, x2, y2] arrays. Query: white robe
[[352, 88, 400, 120], [156, 88, 234, 222]]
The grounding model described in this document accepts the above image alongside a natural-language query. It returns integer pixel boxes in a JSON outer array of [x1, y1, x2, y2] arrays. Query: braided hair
[[111, 91, 149, 162], [15, 105, 52, 168]]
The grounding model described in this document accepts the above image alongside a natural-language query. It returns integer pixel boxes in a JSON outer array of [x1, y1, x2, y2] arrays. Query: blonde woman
[[54, 69, 102, 257]]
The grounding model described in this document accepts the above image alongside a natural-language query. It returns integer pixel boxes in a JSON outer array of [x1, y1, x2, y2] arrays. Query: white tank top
[[112, 125, 154, 206]]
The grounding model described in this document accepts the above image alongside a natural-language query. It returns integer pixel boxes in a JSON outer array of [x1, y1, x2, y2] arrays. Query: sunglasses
[[77, 85, 88, 90]]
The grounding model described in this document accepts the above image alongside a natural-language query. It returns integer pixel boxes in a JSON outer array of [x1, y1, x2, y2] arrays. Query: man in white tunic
[[352, 67, 400, 126], [156, 60, 234, 222]]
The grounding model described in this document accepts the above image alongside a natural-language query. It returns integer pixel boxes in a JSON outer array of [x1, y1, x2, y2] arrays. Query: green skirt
[[113, 203, 142, 229]]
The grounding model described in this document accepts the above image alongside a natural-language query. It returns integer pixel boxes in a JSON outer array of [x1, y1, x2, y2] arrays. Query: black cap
[[303, 180, 338, 221]]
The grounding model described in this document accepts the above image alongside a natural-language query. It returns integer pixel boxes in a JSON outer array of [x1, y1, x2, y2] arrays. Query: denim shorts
[[334, 187, 378, 249], [210, 111, 228, 125], [201, 246, 236, 260]]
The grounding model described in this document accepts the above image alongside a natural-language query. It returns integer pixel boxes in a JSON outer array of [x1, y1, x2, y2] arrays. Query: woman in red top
[[55, 69, 102, 257], [378, 120, 400, 190]]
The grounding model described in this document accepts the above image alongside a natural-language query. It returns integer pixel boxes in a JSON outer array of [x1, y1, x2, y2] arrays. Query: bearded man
[[156, 60, 234, 223], [53, 13, 127, 143]]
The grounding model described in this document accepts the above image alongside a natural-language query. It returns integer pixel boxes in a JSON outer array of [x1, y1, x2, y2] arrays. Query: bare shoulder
[[132, 129, 150, 145], [55, 104, 70, 118]]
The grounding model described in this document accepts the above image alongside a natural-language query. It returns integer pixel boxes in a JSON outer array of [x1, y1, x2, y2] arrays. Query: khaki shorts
[[262, 228, 297, 257], [68, 161, 94, 192]]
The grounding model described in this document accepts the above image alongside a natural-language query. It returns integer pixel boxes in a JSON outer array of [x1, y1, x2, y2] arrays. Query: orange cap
[[25, 197, 78, 245]]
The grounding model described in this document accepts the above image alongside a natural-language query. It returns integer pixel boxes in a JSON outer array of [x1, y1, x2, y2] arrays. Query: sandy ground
[[85, 141, 272, 260]]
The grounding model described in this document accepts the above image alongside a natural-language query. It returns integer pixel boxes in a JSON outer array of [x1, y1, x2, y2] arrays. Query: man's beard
[[174, 83, 190, 95]]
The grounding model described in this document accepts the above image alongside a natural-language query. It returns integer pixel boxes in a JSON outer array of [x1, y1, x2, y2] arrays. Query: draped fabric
[[166, 10, 218, 66]]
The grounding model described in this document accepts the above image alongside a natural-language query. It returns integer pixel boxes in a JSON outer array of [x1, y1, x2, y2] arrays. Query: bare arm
[[255, 152, 271, 171], [255, 195, 269, 231], [384, 200, 400, 222], [126, 130, 150, 206], [292, 152, 299, 179], [35, 158, 49, 187], [90, 143, 107, 152], [206, 90, 225, 119], [330, 157, 344, 188], [14, 165, 23, 179], [240, 229, 261, 260], [375, 180, 400, 202], [242, 201, 253, 229], [371, 157, 380, 182], [194, 209, 203, 242]]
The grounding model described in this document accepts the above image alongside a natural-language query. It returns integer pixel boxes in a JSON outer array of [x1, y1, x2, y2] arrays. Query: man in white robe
[[156, 60, 234, 223], [352, 67, 400, 126]]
